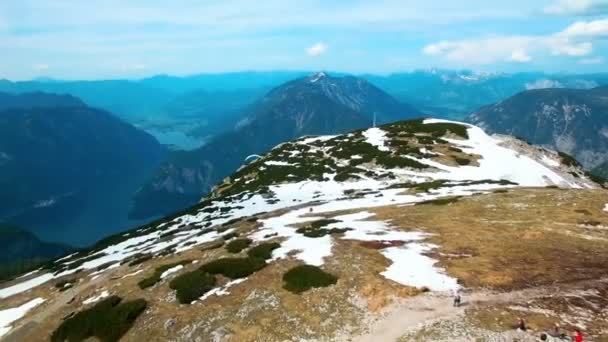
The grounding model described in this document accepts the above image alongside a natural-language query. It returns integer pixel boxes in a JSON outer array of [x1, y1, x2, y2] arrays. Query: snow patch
[[0, 274, 54, 299], [362, 127, 389, 152], [265, 160, 296, 166], [83, 290, 110, 305], [0, 297, 45, 337], [381, 244, 459, 291], [200, 278, 247, 301], [160, 265, 184, 279]]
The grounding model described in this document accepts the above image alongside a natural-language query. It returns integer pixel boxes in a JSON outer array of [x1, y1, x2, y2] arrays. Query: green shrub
[[416, 197, 460, 206], [51, 296, 147, 342], [222, 231, 239, 240], [138, 260, 191, 289], [126, 254, 153, 266], [201, 240, 224, 251], [247, 242, 280, 260], [454, 157, 471, 166], [295, 226, 350, 238], [225, 238, 252, 253], [169, 270, 216, 304], [558, 151, 581, 167], [282, 265, 338, 294], [310, 219, 340, 228], [55, 279, 75, 292], [200, 257, 266, 279]]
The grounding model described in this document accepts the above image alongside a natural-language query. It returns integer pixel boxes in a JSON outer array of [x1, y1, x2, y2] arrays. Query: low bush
[[225, 238, 252, 253], [200, 257, 266, 279], [51, 296, 147, 342], [558, 151, 580, 167], [310, 219, 340, 228], [125, 254, 153, 266], [247, 242, 280, 260], [282, 265, 338, 294], [222, 231, 239, 240], [416, 197, 460, 206], [454, 157, 471, 166], [55, 279, 75, 292], [296, 226, 350, 238], [138, 260, 191, 289], [169, 270, 216, 304], [201, 240, 224, 251]]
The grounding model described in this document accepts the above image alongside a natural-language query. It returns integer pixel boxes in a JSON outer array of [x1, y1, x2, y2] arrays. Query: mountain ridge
[[467, 86, 608, 170], [129, 73, 422, 219], [1, 118, 607, 341]]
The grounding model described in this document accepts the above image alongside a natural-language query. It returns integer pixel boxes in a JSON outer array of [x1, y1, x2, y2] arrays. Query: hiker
[[453, 292, 461, 307], [573, 329, 583, 342], [550, 323, 564, 339], [516, 317, 526, 331]]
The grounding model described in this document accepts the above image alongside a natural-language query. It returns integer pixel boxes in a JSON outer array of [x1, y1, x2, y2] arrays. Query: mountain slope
[[2, 118, 606, 341], [0, 225, 73, 282], [130, 73, 422, 218], [0, 92, 166, 245], [467, 86, 608, 169]]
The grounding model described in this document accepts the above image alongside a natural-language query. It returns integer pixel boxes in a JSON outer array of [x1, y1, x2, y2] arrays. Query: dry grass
[[374, 188, 608, 291], [5, 188, 608, 341]]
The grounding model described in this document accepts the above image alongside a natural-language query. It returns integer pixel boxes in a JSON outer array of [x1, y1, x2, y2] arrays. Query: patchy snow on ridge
[[381, 243, 459, 291], [160, 265, 184, 279], [200, 278, 247, 301], [362, 127, 389, 151], [0, 118, 595, 299], [0, 297, 45, 337], [421, 119, 577, 187], [83, 290, 110, 305], [0, 274, 54, 299], [265, 160, 296, 166]]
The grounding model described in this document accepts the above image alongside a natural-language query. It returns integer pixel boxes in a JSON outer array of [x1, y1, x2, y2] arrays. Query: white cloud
[[559, 18, 608, 38], [510, 49, 532, 62], [544, 0, 608, 16], [306, 42, 327, 57], [579, 56, 604, 64], [422, 18, 607, 65], [525, 79, 565, 90]]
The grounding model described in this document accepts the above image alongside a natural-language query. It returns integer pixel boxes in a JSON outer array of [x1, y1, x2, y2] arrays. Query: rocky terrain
[[0, 118, 606, 341]]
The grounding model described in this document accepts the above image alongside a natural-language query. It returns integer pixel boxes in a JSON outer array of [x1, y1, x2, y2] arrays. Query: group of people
[[451, 293, 584, 341], [517, 319, 584, 341]]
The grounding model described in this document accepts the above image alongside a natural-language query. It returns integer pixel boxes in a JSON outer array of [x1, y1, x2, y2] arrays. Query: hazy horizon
[[1, 1, 607, 80]]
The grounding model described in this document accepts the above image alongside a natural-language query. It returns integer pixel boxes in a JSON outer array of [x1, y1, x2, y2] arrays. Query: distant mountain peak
[[309, 71, 327, 83]]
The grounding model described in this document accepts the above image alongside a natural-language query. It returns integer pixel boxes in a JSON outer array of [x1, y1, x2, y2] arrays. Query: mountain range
[[468, 86, 608, 172], [2, 71, 607, 150], [0, 91, 165, 246], [129, 73, 423, 218]]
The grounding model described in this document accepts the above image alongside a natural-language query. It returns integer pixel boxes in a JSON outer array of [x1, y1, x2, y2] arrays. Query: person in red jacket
[[574, 328, 583, 342]]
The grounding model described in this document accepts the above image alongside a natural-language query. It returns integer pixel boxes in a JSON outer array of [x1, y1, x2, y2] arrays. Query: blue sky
[[0, 0, 607, 80]]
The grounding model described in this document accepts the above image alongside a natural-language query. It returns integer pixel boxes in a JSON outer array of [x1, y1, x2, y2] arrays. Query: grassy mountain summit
[[2, 118, 606, 340], [130, 73, 423, 219]]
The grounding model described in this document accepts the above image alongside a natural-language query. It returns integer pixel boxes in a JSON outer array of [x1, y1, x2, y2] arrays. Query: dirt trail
[[354, 278, 608, 342]]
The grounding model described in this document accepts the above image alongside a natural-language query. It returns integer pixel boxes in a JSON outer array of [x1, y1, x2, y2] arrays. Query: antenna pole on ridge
[[373, 112, 377, 128]]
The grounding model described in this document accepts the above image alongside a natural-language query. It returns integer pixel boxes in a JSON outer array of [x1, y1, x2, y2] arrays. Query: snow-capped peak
[[310, 71, 327, 83]]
